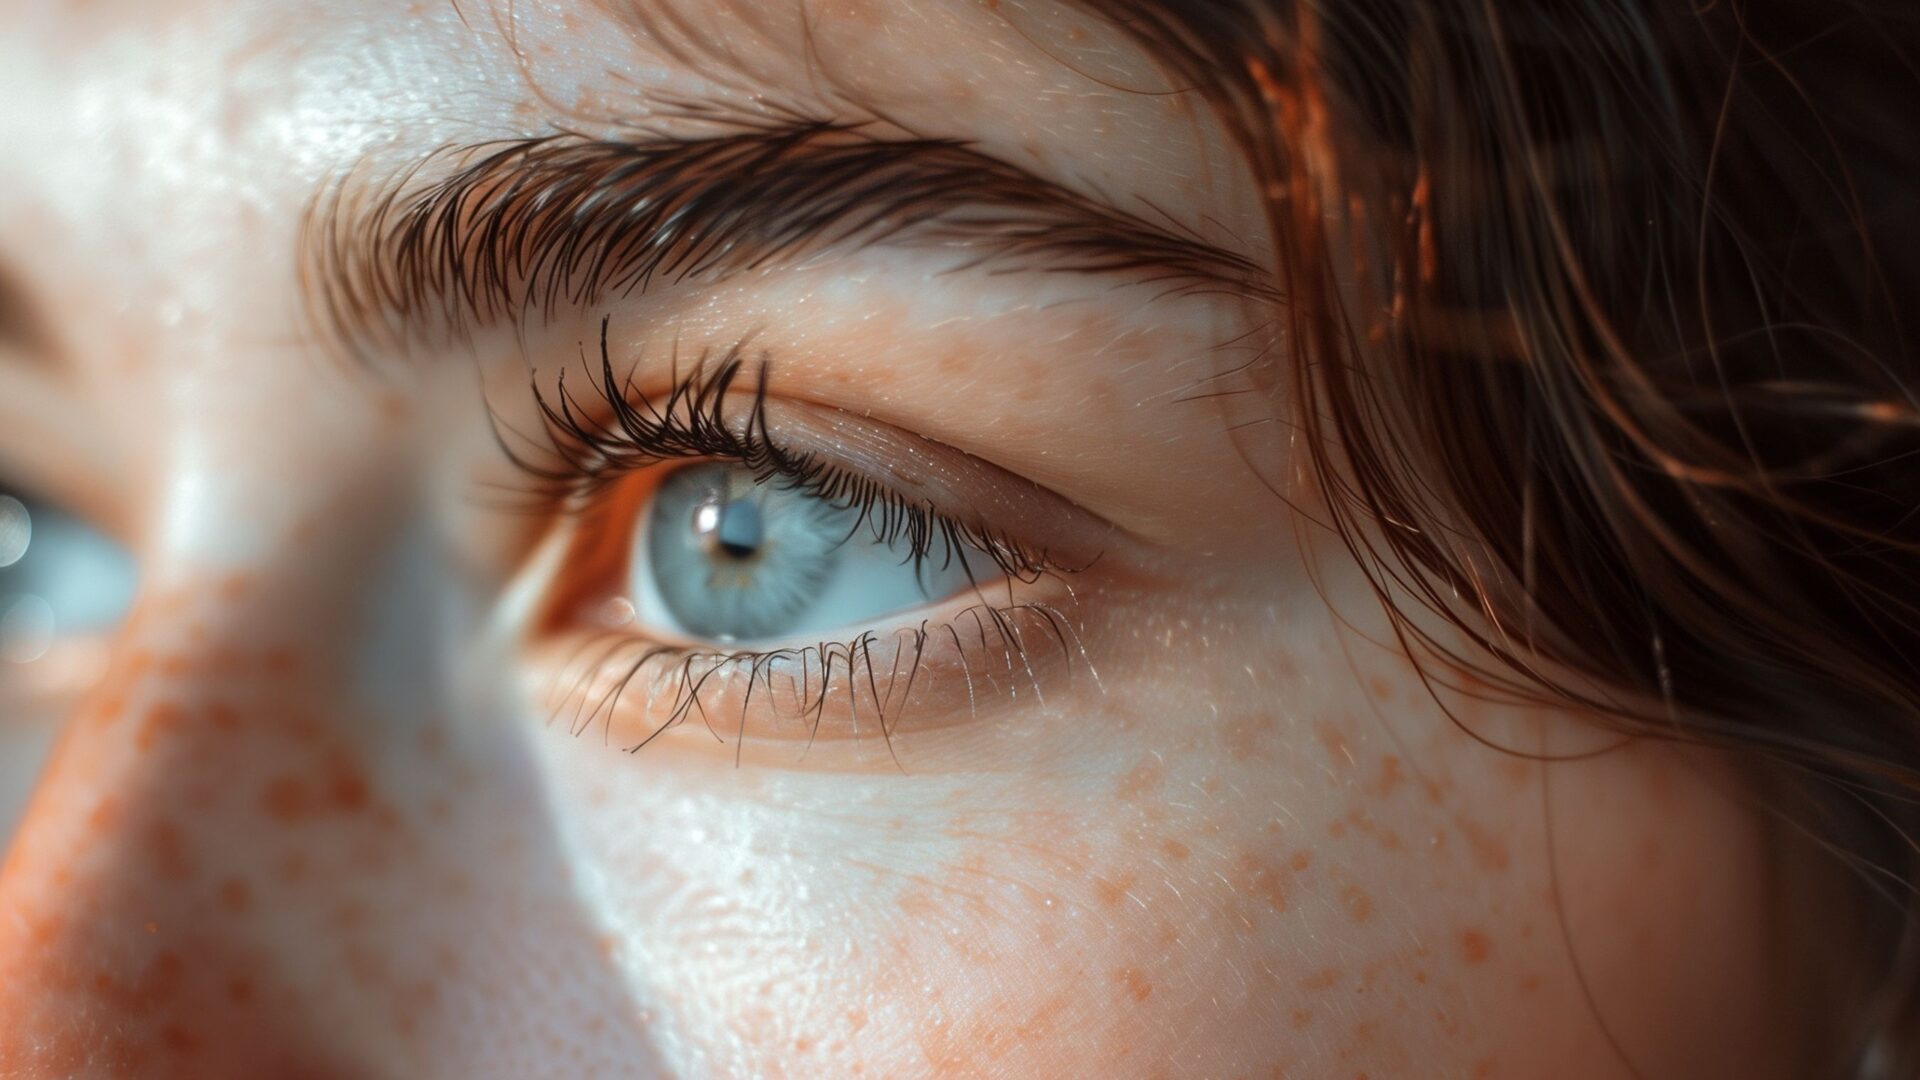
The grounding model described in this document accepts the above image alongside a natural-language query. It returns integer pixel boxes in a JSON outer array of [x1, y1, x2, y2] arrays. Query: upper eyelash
[[509, 315, 1068, 585]]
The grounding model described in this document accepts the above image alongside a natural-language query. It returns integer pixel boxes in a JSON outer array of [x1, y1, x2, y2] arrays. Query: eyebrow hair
[[301, 118, 1274, 359]]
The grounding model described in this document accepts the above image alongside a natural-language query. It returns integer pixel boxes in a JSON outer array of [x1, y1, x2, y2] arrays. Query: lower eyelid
[[523, 583, 1098, 764]]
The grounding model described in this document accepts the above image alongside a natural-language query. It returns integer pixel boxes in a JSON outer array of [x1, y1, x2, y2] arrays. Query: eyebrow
[[301, 118, 1274, 359]]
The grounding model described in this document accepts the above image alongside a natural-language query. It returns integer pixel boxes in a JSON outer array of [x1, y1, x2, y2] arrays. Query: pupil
[[711, 498, 764, 561]]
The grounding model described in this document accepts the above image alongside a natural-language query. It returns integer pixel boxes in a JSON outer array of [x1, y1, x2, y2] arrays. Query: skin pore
[[0, 1, 1809, 1077]]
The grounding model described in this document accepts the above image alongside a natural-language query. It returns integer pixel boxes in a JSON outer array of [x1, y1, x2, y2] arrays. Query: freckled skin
[[0, 1, 1808, 1078]]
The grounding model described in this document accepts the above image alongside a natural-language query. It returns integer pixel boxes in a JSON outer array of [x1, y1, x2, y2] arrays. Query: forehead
[[0, 0, 1254, 352]]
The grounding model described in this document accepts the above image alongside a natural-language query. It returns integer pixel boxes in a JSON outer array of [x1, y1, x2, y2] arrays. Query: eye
[[631, 462, 982, 644], [514, 342, 1116, 753], [0, 491, 137, 665]]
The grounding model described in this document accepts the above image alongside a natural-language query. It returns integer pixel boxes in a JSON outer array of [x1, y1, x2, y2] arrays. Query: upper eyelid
[[524, 325, 1122, 575], [752, 393, 1121, 573], [300, 117, 1274, 364]]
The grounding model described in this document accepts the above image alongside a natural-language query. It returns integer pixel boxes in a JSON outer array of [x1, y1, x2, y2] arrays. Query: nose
[[0, 493, 665, 1077]]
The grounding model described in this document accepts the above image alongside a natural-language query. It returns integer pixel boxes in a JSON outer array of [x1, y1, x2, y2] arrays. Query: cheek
[[540, 628, 1780, 1080]]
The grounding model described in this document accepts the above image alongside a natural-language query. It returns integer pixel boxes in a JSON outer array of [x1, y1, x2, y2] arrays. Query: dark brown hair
[[1085, 1, 1920, 1074]]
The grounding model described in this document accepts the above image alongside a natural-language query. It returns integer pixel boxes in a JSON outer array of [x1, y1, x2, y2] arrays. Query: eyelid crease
[[757, 398, 1120, 578], [302, 117, 1274, 362]]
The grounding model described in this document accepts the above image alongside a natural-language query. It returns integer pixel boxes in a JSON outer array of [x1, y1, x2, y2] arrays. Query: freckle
[[161, 1023, 201, 1055], [1368, 676, 1394, 701], [135, 703, 189, 751], [1160, 838, 1190, 861], [261, 775, 311, 822], [145, 922, 158, 934], [1340, 883, 1374, 923], [324, 753, 370, 813], [1289, 1008, 1312, 1029], [1289, 850, 1312, 871], [1114, 966, 1152, 1002], [1301, 967, 1338, 991], [1460, 929, 1492, 964], [218, 877, 253, 914], [1454, 817, 1511, 873], [1494, 758, 1532, 787], [1328, 821, 1348, 840], [1093, 871, 1138, 907], [1518, 973, 1540, 994], [1238, 854, 1291, 913], [1115, 760, 1164, 799], [1221, 711, 1278, 757], [1374, 756, 1404, 797], [1315, 722, 1356, 769], [28, 914, 62, 946], [331, 901, 369, 932], [1412, 969, 1428, 984], [1473, 1057, 1498, 1077], [846, 1006, 868, 1032], [206, 702, 240, 733]]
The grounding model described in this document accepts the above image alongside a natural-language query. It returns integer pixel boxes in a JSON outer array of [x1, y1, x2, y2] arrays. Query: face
[[0, 2, 1806, 1077]]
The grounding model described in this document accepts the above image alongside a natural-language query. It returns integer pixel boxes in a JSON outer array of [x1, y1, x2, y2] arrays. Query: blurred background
[[0, 486, 135, 842]]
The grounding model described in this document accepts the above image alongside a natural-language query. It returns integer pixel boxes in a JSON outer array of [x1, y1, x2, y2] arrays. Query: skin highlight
[[0, 1, 1811, 1077]]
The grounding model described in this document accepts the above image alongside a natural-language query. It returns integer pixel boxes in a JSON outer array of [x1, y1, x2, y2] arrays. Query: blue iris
[[634, 463, 977, 644], [0, 494, 137, 663]]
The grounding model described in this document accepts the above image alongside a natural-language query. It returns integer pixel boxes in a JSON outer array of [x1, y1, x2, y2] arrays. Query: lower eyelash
[[542, 599, 1100, 763]]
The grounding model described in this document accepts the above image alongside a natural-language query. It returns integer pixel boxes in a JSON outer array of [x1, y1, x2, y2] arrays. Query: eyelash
[[508, 316, 1097, 757], [550, 600, 1093, 760], [514, 316, 1063, 586]]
